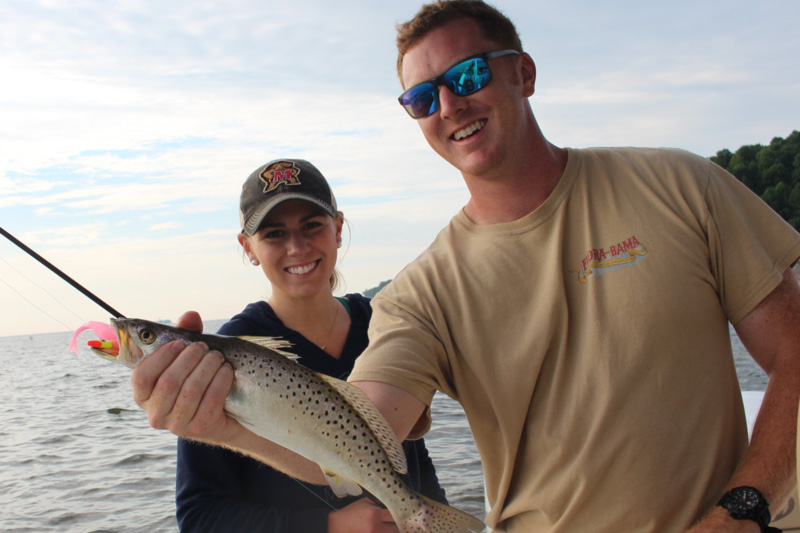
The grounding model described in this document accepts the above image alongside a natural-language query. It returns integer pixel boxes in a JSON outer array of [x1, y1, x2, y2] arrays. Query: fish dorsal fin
[[237, 336, 299, 361], [320, 375, 408, 474]]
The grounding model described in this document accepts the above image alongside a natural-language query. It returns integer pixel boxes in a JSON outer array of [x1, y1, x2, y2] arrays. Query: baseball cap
[[239, 159, 338, 236]]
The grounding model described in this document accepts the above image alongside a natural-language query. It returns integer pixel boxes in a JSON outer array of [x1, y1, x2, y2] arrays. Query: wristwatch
[[717, 486, 780, 532]]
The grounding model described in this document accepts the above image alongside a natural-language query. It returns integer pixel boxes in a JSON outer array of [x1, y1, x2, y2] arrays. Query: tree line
[[362, 279, 392, 298], [711, 130, 800, 230]]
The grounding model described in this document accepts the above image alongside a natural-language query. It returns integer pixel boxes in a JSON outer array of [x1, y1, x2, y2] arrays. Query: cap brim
[[242, 194, 338, 236]]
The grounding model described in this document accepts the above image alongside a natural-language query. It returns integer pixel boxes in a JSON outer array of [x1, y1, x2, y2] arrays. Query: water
[[0, 322, 766, 532]]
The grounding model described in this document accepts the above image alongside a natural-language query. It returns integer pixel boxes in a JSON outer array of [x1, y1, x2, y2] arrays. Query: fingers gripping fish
[[79, 318, 486, 533]]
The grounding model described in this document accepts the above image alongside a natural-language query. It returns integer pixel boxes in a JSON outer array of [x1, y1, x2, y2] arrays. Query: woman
[[174, 159, 447, 532]]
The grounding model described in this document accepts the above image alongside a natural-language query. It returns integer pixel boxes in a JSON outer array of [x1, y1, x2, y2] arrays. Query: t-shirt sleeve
[[348, 276, 453, 438], [703, 160, 800, 323]]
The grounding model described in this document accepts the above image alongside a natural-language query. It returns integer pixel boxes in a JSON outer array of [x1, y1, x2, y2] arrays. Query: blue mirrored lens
[[401, 83, 437, 118], [444, 57, 491, 96]]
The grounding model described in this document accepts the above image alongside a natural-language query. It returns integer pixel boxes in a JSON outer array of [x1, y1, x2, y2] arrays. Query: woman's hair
[[330, 268, 342, 292], [395, 0, 523, 83]]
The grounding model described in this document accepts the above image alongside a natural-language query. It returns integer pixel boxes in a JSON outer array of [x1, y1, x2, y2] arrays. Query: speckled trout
[[90, 318, 485, 533]]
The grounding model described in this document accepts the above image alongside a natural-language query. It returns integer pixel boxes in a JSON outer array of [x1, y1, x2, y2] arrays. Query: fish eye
[[139, 328, 157, 345]]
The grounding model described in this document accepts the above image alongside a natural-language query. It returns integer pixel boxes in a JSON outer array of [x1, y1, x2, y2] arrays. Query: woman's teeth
[[287, 261, 318, 275]]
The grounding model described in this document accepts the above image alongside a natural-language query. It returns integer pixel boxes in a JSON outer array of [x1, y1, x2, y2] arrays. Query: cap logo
[[260, 161, 302, 193]]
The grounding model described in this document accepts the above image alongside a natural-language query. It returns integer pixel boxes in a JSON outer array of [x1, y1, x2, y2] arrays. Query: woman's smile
[[286, 260, 320, 276]]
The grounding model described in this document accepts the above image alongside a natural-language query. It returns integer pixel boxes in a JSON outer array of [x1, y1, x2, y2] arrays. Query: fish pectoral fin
[[237, 336, 299, 360], [322, 469, 363, 499], [224, 409, 255, 429]]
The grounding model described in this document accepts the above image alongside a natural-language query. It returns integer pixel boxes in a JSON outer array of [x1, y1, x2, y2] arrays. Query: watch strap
[[717, 486, 778, 533]]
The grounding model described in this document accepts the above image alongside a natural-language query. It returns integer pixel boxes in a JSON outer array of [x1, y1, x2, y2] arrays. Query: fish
[[88, 317, 486, 533]]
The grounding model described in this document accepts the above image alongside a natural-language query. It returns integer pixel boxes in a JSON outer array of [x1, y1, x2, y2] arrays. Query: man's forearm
[[729, 360, 800, 511]]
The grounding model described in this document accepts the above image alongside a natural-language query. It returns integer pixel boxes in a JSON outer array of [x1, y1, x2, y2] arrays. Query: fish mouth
[[84, 319, 146, 368], [90, 323, 124, 362], [89, 319, 128, 363], [90, 346, 120, 362]]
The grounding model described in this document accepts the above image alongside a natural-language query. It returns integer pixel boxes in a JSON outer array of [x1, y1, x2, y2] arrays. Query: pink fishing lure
[[68, 321, 119, 357]]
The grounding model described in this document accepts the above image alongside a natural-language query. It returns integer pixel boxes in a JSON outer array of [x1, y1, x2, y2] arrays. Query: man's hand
[[130, 311, 243, 445], [129, 311, 329, 485]]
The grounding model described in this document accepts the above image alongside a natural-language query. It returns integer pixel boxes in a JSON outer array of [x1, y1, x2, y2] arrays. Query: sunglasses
[[398, 49, 520, 119]]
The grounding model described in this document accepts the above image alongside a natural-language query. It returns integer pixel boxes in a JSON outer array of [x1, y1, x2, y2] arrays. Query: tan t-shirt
[[349, 147, 800, 532]]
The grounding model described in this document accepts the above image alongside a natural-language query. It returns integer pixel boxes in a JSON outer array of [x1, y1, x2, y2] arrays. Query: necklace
[[318, 301, 340, 351]]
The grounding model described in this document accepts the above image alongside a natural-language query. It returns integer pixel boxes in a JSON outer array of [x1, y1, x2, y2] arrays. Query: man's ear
[[520, 52, 536, 97]]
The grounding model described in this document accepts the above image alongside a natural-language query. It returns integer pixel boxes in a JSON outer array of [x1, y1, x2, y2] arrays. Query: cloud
[[1, 0, 798, 336], [149, 222, 182, 231]]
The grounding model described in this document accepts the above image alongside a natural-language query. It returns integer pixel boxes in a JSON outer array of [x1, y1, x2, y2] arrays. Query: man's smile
[[452, 119, 487, 141]]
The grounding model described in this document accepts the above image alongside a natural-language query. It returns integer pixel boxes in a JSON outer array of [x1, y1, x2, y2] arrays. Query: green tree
[[363, 279, 392, 298], [789, 183, 800, 228], [711, 148, 733, 169], [794, 152, 800, 184], [757, 140, 790, 189], [762, 182, 789, 221], [727, 144, 763, 194]]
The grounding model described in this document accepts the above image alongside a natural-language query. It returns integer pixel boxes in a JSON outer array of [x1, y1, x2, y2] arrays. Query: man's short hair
[[396, 0, 523, 84]]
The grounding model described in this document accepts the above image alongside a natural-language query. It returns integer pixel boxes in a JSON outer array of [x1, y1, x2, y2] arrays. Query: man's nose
[[438, 85, 467, 119]]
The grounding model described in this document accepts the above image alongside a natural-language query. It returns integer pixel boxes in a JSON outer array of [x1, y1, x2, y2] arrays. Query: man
[[133, 1, 800, 531]]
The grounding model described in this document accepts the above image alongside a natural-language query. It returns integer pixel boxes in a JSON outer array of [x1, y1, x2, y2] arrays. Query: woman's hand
[[328, 498, 399, 533]]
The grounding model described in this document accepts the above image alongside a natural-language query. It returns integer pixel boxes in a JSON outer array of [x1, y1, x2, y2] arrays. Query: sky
[[0, 0, 798, 337]]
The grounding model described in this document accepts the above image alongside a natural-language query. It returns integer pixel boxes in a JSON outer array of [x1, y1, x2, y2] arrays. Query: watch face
[[728, 487, 761, 513], [721, 486, 768, 520]]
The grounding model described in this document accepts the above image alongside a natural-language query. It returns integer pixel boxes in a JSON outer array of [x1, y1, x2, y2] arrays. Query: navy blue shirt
[[175, 294, 447, 532]]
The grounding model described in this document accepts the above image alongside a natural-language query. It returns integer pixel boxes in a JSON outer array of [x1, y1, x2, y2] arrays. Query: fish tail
[[399, 493, 486, 532]]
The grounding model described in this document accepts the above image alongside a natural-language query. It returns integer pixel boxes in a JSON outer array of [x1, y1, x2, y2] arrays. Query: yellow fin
[[320, 375, 408, 475], [323, 469, 363, 498], [237, 336, 298, 360]]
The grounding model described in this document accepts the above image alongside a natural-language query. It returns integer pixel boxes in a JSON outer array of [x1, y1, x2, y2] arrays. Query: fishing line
[[290, 477, 340, 513], [0, 275, 75, 332], [0, 226, 125, 318], [0, 256, 87, 324]]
